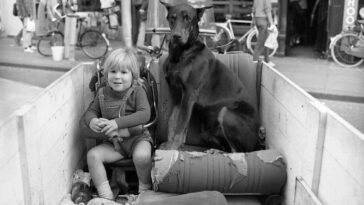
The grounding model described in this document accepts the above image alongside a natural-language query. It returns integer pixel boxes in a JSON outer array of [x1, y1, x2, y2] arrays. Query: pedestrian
[[132, 0, 148, 46], [16, 0, 35, 52], [84, 47, 153, 201], [252, 0, 275, 66]]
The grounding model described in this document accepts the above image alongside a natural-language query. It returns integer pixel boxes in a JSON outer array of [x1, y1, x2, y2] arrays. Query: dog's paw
[[158, 141, 180, 150], [205, 148, 225, 155]]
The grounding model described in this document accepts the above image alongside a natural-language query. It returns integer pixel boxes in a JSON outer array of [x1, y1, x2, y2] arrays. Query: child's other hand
[[89, 118, 105, 133], [101, 120, 118, 136]]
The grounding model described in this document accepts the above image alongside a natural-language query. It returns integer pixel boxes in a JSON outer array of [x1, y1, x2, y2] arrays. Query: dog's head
[[160, 1, 206, 46]]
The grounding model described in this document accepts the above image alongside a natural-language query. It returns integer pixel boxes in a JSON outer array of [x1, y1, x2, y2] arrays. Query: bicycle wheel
[[330, 32, 364, 68], [205, 24, 232, 51], [37, 31, 64, 57], [246, 29, 277, 57], [80, 30, 109, 59]]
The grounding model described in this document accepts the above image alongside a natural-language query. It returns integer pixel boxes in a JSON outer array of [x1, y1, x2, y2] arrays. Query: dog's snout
[[172, 34, 182, 42]]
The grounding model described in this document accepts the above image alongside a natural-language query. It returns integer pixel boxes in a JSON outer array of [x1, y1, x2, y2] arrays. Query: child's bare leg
[[87, 143, 124, 200], [132, 141, 152, 192]]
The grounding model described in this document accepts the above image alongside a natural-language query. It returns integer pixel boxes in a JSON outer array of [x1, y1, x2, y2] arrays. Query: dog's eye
[[168, 14, 177, 21], [183, 15, 191, 22]]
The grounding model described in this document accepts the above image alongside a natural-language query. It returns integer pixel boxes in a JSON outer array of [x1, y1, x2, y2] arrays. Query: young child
[[84, 47, 152, 200]]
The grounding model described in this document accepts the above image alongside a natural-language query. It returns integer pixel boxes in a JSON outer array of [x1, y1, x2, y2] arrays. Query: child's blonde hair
[[103, 47, 142, 85]]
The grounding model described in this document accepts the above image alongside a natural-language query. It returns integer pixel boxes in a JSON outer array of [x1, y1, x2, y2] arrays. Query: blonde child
[[84, 48, 152, 200]]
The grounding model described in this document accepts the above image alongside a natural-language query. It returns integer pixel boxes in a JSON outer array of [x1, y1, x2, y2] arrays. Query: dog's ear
[[160, 0, 172, 11], [196, 8, 205, 21]]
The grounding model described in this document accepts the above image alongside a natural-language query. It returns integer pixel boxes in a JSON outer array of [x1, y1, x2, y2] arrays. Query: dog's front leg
[[160, 95, 196, 150]]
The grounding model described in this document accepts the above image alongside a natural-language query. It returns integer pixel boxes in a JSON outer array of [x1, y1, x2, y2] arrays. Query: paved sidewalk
[[0, 36, 123, 71], [272, 46, 364, 102]]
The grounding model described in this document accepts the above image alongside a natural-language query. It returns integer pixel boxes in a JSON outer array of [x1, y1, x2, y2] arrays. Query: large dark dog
[[160, 1, 259, 152]]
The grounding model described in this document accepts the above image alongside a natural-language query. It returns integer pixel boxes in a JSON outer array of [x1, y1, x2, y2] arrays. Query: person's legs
[[15, 18, 24, 46], [132, 140, 152, 193], [87, 143, 124, 200], [15, 28, 23, 46], [131, 5, 141, 45], [22, 17, 34, 51], [253, 17, 269, 62]]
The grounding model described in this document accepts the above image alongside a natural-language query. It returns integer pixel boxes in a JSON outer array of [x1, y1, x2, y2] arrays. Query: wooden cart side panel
[[318, 111, 364, 205], [0, 116, 25, 205], [16, 63, 94, 205], [260, 64, 325, 205], [294, 177, 322, 205]]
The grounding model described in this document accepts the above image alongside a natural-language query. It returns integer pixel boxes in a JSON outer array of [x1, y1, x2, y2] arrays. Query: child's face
[[107, 66, 133, 92]]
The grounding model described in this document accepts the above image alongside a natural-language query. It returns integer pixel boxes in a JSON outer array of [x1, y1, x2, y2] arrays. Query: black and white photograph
[[0, 0, 363, 204]]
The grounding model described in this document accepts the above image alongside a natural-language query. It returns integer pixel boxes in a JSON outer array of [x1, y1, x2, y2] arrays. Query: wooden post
[[64, 15, 78, 61], [310, 101, 328, 195], [122, 0, 133, 47]]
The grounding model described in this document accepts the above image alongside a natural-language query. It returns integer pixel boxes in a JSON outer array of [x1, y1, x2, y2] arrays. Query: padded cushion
[[214, 52, 259, 112]]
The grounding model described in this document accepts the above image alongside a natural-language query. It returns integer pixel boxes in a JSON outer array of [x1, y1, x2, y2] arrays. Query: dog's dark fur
[[160, 3, 259, 152]]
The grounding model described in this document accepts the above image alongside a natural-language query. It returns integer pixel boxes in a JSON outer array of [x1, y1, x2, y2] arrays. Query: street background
[[0, 36, 363, 133]]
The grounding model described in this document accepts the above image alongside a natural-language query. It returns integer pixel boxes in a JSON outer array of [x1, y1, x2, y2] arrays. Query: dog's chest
[[165, 60, 194, 85]]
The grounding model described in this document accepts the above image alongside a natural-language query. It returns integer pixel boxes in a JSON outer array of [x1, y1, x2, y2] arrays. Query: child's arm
[[84, 91, 103, 126], [114, 86, 151, 129]]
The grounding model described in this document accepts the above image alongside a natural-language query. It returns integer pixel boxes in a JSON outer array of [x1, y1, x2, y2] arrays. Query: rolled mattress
[[152, 149, 287, 194]]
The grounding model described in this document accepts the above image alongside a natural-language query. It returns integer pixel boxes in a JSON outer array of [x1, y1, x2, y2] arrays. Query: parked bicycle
[[37, 5, 109, 59], [206, 14, 277, 56], [329, 20, 364, 68]]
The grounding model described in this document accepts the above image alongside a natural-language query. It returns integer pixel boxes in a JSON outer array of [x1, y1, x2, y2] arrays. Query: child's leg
[[87, 143, 124, 200], [132, 141, 152, 192]]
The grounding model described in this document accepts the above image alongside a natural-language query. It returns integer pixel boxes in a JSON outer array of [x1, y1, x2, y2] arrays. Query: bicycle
[[329, 20, 364, 68], [37, 8, 109, 59], [206, 14, 277, 56]]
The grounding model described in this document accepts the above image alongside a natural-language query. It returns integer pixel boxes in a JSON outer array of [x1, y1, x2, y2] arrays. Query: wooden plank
[[0, 116, 25, 205], [260, 64, 325, 205], [42, 138, 85, 205], [294, 177, 322, 205], [310, 102, 328, 194], [15, 63, 93, 205], [318, 111, 364, 205]]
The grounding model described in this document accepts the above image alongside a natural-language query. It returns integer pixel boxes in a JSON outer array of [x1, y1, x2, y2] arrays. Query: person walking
[[252, 0, 275, 66], [132, 0, 148, 46], [16, 0, 35, 52]]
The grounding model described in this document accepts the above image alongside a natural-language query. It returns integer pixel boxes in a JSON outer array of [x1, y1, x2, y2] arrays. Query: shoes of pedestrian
[[24, 47, 34, 53], [266, 61, 275, 67]]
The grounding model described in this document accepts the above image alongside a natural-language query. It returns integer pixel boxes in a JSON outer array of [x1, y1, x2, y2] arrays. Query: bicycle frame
[[215, 18, 254, 41]]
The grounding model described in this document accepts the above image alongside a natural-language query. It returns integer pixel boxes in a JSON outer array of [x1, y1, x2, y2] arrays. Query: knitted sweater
[[84, 85, 151, 129]]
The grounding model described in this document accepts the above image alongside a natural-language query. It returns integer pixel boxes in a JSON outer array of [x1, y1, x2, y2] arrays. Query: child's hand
[[89, 118, 106, 133], [118, 128, 130, 138], [101, 119, 118, 136]]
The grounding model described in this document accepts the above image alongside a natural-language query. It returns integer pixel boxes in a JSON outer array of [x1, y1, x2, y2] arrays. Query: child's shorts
[[105, 130, 153, 158]]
